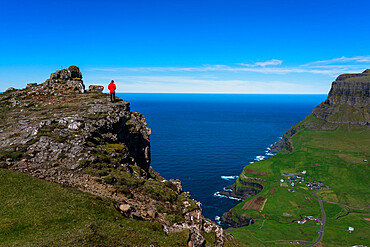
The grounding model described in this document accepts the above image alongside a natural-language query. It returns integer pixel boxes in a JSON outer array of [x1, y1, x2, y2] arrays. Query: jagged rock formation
[[0, 66, 226, 247], [45, 65, 85, 93]]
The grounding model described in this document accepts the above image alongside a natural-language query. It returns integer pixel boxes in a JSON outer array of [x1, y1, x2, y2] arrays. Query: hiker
[[108, 80, 116, 102]]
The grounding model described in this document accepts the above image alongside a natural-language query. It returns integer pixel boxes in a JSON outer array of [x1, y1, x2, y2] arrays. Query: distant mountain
[[270, 69, 369, 153], [313, 69, 369, 125]]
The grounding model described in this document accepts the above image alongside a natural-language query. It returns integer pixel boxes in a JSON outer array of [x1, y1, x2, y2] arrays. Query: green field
[[227, 116, 370, 247], [0, 168, 191, 246], [0, 168, 245, 247]]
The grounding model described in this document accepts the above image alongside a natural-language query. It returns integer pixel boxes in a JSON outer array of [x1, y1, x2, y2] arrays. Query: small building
[[301, 170, 306, 174], [348, 227, 354, 232], [280, 179, 285, 182], [291, 182, 295, 186], [298, 219, 307, 224]]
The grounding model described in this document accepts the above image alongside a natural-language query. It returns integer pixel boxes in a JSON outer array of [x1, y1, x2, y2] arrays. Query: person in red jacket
[[108, 80, 116, 102]]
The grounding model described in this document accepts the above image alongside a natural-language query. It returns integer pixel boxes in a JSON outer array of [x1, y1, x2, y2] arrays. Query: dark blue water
[[117, 93, 326, 223]]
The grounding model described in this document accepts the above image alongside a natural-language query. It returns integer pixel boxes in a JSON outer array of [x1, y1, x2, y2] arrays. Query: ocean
[[117, 93, 327, 223]]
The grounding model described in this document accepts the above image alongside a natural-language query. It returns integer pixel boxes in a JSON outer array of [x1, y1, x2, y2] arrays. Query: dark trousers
[[110, 92, 115, 102]]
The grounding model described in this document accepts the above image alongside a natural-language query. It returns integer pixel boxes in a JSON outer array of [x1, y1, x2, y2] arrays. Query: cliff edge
[[0, 66, 232, 247]]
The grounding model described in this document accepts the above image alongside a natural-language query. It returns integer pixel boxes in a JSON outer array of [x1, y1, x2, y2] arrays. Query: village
[[298, 215, 320, 225], [279, 169, 330, 192]]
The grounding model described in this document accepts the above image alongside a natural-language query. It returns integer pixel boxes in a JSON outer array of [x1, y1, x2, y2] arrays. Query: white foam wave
[[221, 175, 238, 180], [214, 192, 242, 201], [255, 155, 266, 161], [215, 216, 221, 225]]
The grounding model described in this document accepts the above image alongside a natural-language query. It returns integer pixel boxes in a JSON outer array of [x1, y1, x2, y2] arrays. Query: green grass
[[344, 75, 370, 83], [228, 118, 370, 246], [0, 169, 190, 246]]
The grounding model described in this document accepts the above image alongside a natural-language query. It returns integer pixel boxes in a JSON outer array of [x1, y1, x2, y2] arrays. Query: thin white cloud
[[302, 55, 370, 66], [87, 55, 370, 76], [237, 59, 283, 67], [82, 55, 369, 94], [94, 75, 327, 94], [255, 59, 283, 67]]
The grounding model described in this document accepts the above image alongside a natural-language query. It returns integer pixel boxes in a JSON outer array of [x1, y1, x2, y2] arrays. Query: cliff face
[[270, 69, 370, 153], [0, 67, 225, 247], [312, 69, 370, 125]]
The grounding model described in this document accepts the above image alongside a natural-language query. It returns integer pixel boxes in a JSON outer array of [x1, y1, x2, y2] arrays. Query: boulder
[[119, 204, 132, 213], [89, 85, 104, 93]]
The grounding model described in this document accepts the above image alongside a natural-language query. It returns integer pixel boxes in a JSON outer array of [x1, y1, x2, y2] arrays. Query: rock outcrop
[[44, 65, 85, 93], [0, 66, 226, 247]]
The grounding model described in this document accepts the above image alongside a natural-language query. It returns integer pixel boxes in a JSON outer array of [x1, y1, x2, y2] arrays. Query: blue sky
[[0, 0, 369, 93]]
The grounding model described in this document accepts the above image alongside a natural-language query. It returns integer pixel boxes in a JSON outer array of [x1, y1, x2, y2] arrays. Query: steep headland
[[222, 70, 369, 246], [270, 69, 370, 153], [0, 66, 243, 247]]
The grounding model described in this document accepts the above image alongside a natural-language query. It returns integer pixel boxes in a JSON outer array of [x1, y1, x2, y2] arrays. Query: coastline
[[215, 140, 281, 225]]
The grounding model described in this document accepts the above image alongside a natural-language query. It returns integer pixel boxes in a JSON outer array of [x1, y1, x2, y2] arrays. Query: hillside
[[222, 70, 370, 246], [0, 66, 243, 247]]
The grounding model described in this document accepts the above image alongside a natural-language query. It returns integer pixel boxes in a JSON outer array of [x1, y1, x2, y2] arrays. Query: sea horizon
[[117, 93, 327, 222]]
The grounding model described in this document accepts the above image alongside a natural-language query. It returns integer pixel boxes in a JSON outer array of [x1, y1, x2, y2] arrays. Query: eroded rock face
[[221, 211, 254, 228], [44, 66, 85, 93], [312, 69, 370, 125], [270, 70, 370, 154]]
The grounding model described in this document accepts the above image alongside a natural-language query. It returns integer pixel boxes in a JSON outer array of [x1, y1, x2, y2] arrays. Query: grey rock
[[26, 83, 37, 88], [89, 85, 104, 93], [10, 98, 20, 107]]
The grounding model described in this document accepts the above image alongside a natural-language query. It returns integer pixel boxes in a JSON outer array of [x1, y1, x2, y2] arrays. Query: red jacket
[[108, 82, 116, 93]]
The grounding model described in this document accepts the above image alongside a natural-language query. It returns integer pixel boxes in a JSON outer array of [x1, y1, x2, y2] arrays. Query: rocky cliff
[[312, 69, 370, 125], [0, 66, 227, 247], [270, 69, 370, 153]]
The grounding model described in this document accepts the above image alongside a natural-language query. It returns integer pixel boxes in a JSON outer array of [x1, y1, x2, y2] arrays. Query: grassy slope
[[0, 169, 245, 247], [227, 115, 370, 247], [0, 168, 190, 246]]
